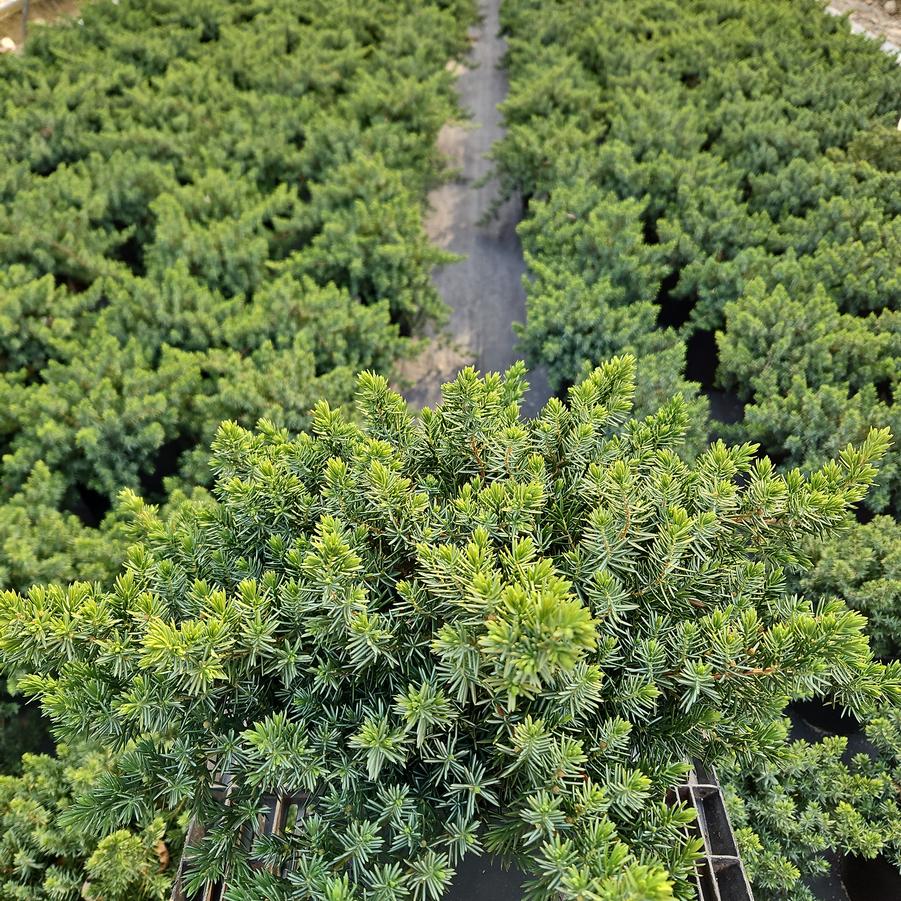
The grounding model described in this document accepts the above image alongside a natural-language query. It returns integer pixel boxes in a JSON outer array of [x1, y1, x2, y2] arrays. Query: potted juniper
[[0, 357, 897, 901], [721, 704, 901, 901]]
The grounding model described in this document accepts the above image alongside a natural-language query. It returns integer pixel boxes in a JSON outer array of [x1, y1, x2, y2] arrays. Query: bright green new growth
[[0, 357, 897, 900], [0, 743, 181, 901], [795, 516, 901, 662]]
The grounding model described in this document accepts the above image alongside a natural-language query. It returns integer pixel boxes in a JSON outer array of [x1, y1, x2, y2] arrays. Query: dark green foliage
[[0, 463, 211, 611], [0, 358, 898, 900], [495, 0, 900, 512], [495, 37, 901, 884], [0, 743, 182, 900], [723, 706, 901, 901], [0, 0, 474, 592], [717, 280, 900, 512], [511, 179, 709, 458]]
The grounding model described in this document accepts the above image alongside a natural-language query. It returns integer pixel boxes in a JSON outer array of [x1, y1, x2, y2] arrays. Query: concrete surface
[[400, 0, 550, 416]]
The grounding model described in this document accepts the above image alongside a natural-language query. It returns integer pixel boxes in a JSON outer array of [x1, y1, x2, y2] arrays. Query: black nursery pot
[[445, 857, 525, 900], [791, 699, 862, 736], [788, 700, 875, 762], [842, 854, 901, 901]]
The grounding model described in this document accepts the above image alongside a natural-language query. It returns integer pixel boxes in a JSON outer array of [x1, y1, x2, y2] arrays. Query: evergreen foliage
[[492, 6, 901, 886], [0, 742, 182, 901], [494, 0, 901, 513], [0, 0, 473, 592], [723, 705, 901, 901], [795, 517, 901, 663], [717, 280, 900, 513], [512, 179, 709, 459], [0, 358, 897, 900], [0, 2, 474, 897]]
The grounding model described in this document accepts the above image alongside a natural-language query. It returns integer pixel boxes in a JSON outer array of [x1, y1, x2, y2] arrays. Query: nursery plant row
[[496, 0, 901, 512], [0, 0, 473, 594], [495, 0, 901, 898]]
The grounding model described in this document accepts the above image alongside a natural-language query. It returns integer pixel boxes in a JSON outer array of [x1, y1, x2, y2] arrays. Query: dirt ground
[[829, 0, 901, 47], [0, 0, 81, 47]]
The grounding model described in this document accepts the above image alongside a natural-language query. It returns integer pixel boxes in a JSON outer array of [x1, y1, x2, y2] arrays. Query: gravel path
[[827, 0, 901, 58], [400, 0, 550, 416]]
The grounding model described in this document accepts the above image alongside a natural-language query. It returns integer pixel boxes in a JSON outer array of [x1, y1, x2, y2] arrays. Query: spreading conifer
[[0, 0, 474, 591], [0, 358, 896, 901], [494, 0, 901, 513], [723, 705, 901, 901]]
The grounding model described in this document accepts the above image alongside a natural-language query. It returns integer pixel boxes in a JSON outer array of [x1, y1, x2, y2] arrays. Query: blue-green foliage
[[723, 706, 901, 901], [494, 3, 901, 893], [1, 359, 898, 900]]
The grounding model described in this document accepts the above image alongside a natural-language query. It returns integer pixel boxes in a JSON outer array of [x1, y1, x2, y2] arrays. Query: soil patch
[[0, 0, 82, 47]]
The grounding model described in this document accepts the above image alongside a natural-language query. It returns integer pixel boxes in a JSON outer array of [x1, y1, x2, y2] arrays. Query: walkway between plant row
[[401, 0, 550, 416], [403, 4, 544, 884]]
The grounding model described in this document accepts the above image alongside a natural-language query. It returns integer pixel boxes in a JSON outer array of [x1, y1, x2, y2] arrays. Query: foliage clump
[[0, 0, 473, 592], [493, 8, 901, 886], [0, 358, 897, 900], [495, 0, 901, 513], [0, 743, 182, 901], [794, 517, 901, 662], [723, 705, 901, 901]]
